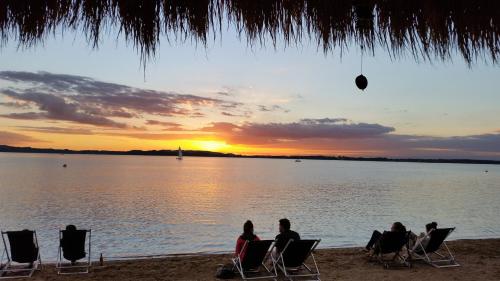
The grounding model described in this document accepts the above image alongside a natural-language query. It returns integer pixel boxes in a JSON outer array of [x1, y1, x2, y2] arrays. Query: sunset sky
[[1, 25, 500, 159]]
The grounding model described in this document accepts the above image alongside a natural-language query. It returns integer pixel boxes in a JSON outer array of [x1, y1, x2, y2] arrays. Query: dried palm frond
[[0, 0, 498, 65]]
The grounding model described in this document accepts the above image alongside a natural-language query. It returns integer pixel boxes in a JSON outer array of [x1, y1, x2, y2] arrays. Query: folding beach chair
[[411, 227, 459, 268], [371, 231, 411, 269], [273, 239, 321, 281], [0, 230, 42, 279], [232, 240, 277, 281], [56, 228, 92, 274]]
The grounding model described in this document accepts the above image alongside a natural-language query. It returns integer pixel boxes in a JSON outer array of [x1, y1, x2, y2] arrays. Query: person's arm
[[412, 234, 430, 251], [235, 238, 244, 257]]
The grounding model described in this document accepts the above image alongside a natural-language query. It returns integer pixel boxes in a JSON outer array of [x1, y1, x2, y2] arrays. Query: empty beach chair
[[0, 230, 42, 279], [273, 239, 321, 281], [232, 240, 277, 281], [56, 227, 92, 274], [411, 227, 459, 268], [371, 231, 410, 269]]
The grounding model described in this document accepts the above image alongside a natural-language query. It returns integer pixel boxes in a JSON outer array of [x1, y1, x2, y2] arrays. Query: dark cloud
[[258, 105, 290, 113], [0, 71, 242, 127], [0, 131, 44, 145], [215, 86, 238, 97], [401, 133, 500, 154], [221, 112, 239, 117], [300, 118, 349, 124], [1, 90, 127, 128], [201, 119, 395, 144], [15, 126, 95, 135], [0, 101, 31, 109], [221, 111, 252, 118], [273, 133, 500, 159], [216, 91, 231, 96], [102, 132, 211, 141], [0, 112, 44, 120], [198, 119, 500, 159], [145, 120, 184, 131]]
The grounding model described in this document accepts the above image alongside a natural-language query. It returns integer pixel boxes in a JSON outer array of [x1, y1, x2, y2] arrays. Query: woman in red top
[[235, 220, 260, 261]]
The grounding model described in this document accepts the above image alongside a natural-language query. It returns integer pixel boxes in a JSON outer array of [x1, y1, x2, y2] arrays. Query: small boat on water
[[295, 159, 302, 162], [176, 147, 183, 160]]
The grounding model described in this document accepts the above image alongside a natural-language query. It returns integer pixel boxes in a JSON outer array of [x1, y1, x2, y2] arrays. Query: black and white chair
[[232, 240, 277, 281], [273, 239, 321, 281], [371, 231, 411, 269], [411, 227, 459, 268], [56, 227, 92, 274], [0, 230, 42, 279]]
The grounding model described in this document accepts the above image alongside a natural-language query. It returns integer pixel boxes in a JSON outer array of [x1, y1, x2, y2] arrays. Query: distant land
[[1, 145, 499, 165]]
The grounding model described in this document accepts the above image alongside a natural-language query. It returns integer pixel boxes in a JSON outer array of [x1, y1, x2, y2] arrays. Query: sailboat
[[176, 146, 183, 160]]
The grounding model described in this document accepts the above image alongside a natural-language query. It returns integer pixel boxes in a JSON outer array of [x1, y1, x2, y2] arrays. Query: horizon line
[[1, 144, 499, 165]]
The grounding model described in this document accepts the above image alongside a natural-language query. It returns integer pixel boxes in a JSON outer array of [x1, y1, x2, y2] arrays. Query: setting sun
[[193, 140, 229, 151]]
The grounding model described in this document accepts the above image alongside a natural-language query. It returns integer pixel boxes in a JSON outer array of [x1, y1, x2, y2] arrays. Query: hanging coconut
[[355, 74, 368, 90]]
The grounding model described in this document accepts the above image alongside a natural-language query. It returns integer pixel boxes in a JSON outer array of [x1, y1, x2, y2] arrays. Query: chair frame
[[273, 239, 321, 281], [371, 231, 411, 269], [56, 229, 92, 274], [232, 240, 278, 281], [0, 230, 42, 279], [410, 228, 460, 268]]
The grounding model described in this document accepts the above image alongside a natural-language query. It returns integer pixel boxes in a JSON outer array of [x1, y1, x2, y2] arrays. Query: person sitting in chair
[[275, 218, 301, 253], [60, 224, 79, 265], [410, 222, 438, 251], [235, 220, 260, 260], [365, 222, 406, 254]]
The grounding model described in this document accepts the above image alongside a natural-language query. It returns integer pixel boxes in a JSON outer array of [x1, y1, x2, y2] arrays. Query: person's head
[[391, 222, 406, 232], [425, 222, 437, 233], [243, 220, 254, 236], [66, 225, 77, 231], [279, 218, 291, 233]]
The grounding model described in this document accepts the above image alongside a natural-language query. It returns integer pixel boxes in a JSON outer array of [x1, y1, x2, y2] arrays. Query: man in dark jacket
[[275, 218, 300, 253]]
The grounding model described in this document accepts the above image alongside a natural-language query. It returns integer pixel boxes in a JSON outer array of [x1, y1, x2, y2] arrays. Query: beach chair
[[232, 240, 277, 280], [56, 228, 92, 274], [411, 227, 459, 268], [0, 230, 42, 279], [371, 231, 410, 269], [273, 239, 321, 281]]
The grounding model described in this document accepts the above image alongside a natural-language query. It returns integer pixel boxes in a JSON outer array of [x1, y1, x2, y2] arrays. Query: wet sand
[[9, 239, 500, 280]]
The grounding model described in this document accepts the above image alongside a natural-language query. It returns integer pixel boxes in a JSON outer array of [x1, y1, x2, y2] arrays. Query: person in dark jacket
[[365, 221, 406, 252], [60, 224, 82, 265], [275, 218, 300, 253]]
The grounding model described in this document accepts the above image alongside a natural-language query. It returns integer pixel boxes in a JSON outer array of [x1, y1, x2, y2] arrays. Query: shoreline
[[2, 146, 500, 165], [15, 238, 500, 280], [34, 235, 500, 263]]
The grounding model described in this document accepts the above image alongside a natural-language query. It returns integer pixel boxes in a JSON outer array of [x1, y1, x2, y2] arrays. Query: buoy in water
[[63, 164, 67, 168]]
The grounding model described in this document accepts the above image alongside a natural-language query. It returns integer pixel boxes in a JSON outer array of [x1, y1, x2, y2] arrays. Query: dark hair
[[66, 225, 77, 231], [392, 222, 406, 232], [240, 220, 256, 241], [279, 218, 291, 231], [426, 222, 437, 232]]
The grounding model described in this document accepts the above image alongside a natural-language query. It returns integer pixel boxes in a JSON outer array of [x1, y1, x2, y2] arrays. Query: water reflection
[[0, 153, 499, 260]]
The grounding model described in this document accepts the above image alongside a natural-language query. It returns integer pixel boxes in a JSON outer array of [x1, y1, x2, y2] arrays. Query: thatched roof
[[1, 0, 499, 64]]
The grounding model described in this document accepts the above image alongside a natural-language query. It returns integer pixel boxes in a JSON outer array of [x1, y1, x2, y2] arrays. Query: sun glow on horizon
[[192, 140, 229, 151]]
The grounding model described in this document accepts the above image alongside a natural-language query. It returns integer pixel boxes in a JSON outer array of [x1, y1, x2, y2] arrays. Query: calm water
[[1, 153, 499, 261]]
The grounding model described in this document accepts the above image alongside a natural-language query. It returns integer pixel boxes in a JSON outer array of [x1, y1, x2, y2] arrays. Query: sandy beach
[[6, 238, 498, 281]]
